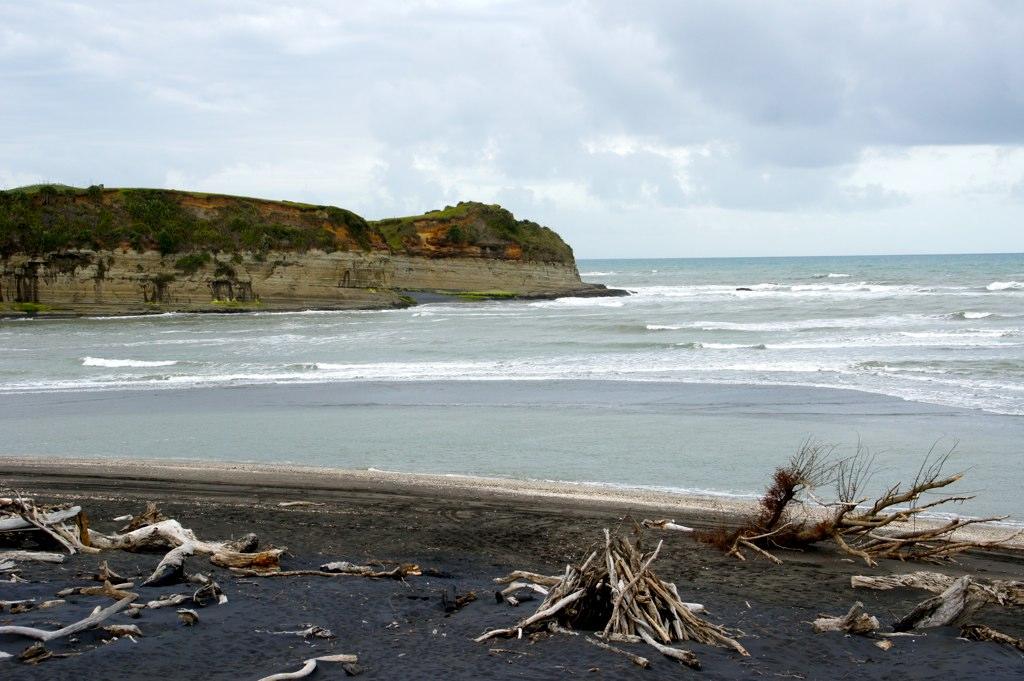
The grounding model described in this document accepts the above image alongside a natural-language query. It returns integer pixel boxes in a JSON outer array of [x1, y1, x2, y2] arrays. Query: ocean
[[2, 253, 1023, 519]]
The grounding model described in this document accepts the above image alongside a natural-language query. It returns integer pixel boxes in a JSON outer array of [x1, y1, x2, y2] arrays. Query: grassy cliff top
[[0, 185, 574, 264]]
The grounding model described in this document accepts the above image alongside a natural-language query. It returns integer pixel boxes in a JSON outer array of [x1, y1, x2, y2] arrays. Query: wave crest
[[82, 357, 178, 368], [987, 281, 1024, 291]]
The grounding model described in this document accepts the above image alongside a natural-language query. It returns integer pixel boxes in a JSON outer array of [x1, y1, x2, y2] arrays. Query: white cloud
[[845, 145, 1024, 197]]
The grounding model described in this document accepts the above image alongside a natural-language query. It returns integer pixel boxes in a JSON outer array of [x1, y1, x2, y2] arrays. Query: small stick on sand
[[585, 636, 651, 668]]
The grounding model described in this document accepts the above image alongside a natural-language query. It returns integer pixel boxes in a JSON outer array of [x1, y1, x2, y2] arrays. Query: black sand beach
[[1, 460, 1022, 680]]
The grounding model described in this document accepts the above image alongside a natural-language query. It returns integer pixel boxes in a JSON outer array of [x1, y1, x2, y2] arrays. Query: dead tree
[[697, 441, 1018, 565]]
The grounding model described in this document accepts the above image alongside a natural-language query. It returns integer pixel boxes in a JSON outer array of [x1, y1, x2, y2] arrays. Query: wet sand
[[1, 459, 1022, 680]]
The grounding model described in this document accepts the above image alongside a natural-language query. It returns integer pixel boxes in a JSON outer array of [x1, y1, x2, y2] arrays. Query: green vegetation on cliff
[[0, 185, 365, 258], [0, 186, 574, 264], [373, 202, 573, 264]]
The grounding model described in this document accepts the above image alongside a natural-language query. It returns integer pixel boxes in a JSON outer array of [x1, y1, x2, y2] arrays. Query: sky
[[2, 1, 1024, 258]]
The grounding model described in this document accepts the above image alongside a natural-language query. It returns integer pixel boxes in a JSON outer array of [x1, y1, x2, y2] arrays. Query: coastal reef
[[0, 185, 615, 316]]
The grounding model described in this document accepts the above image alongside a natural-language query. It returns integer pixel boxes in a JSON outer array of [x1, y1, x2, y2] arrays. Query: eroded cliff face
[[0, 248, 597, 316], [0, 187, 611, 316]]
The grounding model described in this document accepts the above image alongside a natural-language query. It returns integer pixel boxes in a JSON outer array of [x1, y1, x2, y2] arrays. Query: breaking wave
[[82, 357, 178, 368]]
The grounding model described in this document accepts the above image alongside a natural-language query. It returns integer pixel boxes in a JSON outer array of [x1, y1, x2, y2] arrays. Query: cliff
[[0, 185, 616, 316]]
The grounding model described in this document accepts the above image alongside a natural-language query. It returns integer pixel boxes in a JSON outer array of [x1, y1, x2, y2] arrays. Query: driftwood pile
[[808, 569, 1024, 656], [477, 529, 748, 670], [694, 441, 1021, 566], [0, 493, 401, 675]]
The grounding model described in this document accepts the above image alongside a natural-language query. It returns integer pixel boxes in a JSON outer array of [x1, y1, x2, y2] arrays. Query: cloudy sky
[[2, 1, 1023, 258]]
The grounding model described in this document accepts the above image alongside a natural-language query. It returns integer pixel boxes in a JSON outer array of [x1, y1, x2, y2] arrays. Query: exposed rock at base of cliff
[[0, 186, 620, 316]]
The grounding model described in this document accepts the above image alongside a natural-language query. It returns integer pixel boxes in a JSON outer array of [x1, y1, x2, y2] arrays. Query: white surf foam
[[987, 281, 1024, 291], [82, 357, 178, 368]]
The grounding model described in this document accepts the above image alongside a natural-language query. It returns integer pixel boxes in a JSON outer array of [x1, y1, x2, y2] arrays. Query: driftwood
[[893, 576, 986, 631], [257, 653, 359, 681], [442, 589, 477, 613], [0, 595, 136, 641], [641, 519, 694, 533], [638, 628, 701, 669], [493, 570, 562, 587], [959, 624, 1024, 651], [698, 441, 1019, 565], [263, 625, 335, 639], [0, 506, 82, 532], [812, 602, 880, 635], [56, 580, 135, 600], [0, 492, 94, 555], [142, 593, 191, 610], [0, 550, 66, 564], [119, 502, 167, 533], [177, 608, 199, 625], [852, 571, 1024, 608], [210, 548, 284, 570], [276, 501, 324, 508], [143, 543, 194, 586], [92, 560, 126, 582], [477, 530, 746, 669], [103, 624, 143, 638], [497, 581, 548, 606], [321, 561, 421, 578], [1, 600, 36, 613], [90, 519, 218, 553], [232, 562, 421, 579], [191, 576, 228, 606], [584, 635, 651, 668]]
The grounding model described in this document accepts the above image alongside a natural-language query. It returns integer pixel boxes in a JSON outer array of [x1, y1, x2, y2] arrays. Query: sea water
[[1, 253, 1023, 518]]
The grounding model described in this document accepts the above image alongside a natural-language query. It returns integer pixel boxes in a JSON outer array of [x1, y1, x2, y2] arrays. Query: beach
[[2, 459, 1023, 679]]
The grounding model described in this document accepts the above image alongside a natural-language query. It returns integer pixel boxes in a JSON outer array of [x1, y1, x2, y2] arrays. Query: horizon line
[[577, 250, 1024, 261]]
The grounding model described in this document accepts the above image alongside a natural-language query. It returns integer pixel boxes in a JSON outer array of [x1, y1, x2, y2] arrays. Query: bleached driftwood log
[[493, 570, 562, 586], [210, 548, 284, 570], [641, 519, 695, 533], [0, 494, 95, 555], [143, 543, 194, 586], [852, 571, 1024, 607], [0, 551, 65, 564], [894, 576, 986, 631], [637, 627, 701, 669], [256, 653, 358, 681], [90, 519, 261, 559], [90, 520, 210, 552], [0, 507, 82, 532], [0, 595, 136, 641], [812, 602, 880, 634]]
